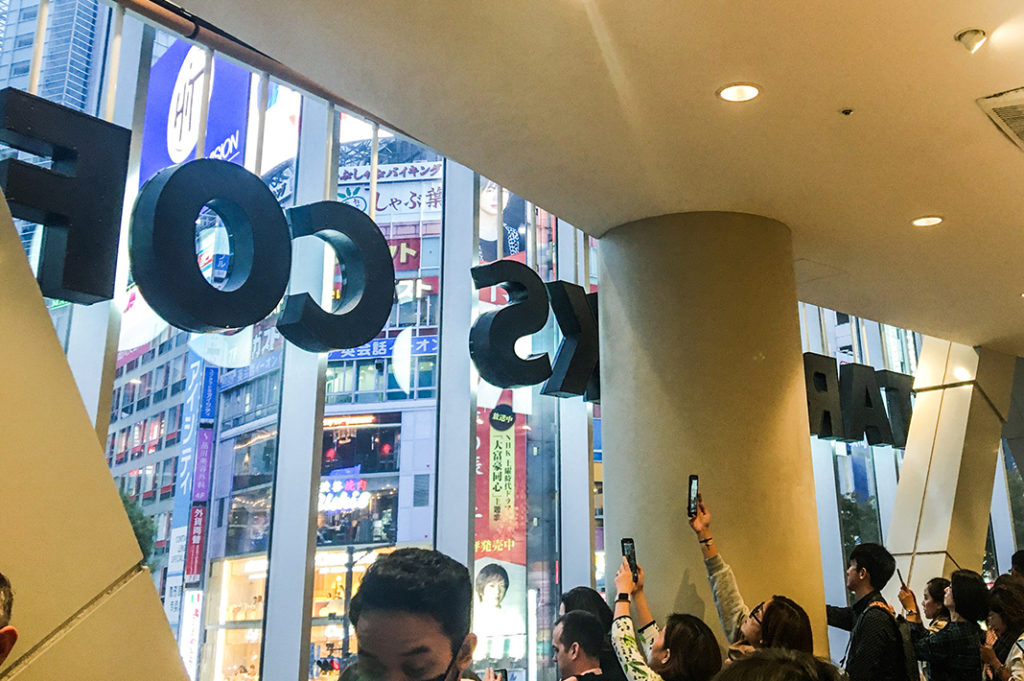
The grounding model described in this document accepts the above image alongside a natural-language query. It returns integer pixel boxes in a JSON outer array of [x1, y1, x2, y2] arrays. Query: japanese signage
[[191, 427, 214, 502], [178, 590, 203, 681], [318, 477, 371, 513], [326, 334, 438, 361], [473, 398, 528, 664], [200, 366, 219, 420], [183, 503, 208, 585], [389, 237, 421, 271], [474, 400, 527, 564]]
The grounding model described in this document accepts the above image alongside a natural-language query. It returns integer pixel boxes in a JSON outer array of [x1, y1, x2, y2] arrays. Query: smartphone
[[897, 568, 906, 587], [687, 475, 699, 518], [494, 670, 508, 681], [621, 537, 638, 582]]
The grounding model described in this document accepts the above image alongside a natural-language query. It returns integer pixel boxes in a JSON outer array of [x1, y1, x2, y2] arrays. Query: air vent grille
[[978, 88, 1024, 153]]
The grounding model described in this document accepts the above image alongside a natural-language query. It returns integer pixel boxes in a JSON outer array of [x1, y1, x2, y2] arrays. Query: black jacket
[[827, 591, 908, 681]]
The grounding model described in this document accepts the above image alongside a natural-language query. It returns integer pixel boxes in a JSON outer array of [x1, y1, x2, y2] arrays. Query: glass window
[[231, 429, 277, 490], [10, 60, 29, 78], [14, 34, 33, 49], [472, 182, 558, 678], [226, 487, 273, 555]]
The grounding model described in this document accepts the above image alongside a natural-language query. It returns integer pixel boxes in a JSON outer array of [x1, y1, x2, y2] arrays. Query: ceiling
[[184, 0, 1024, 355]]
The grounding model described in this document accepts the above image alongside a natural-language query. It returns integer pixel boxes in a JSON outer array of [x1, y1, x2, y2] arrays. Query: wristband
[[616, 592, 630, 603], [699, 537, 713, 545]]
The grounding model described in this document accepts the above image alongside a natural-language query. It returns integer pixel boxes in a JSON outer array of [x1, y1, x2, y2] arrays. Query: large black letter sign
[[277, 201, 395, 352], [469, 259, 551, 388], [840, 363, 895, 445], [803, 352, 844, 439], [876, 370, 914, 448], [130, 159, 291, 331], [0, 87, 130, 303], [541, 282, 600, 399]]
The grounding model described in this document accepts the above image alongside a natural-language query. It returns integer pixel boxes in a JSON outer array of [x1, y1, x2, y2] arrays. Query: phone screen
[[495, 669, 508, 681], [687, 475, 699, 518], [621, 538, 637, 582]]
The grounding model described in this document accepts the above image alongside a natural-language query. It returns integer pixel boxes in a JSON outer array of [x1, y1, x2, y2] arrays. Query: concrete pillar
[[599, 212, 828, 655], [885, 338, 1014, 604], [0, 189, 186, 679]]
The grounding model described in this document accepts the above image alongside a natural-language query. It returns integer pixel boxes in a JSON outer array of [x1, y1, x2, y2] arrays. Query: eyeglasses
[[750, 602, 765, 625]]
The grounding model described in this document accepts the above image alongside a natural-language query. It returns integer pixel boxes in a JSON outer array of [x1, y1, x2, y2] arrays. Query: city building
[[1, 3, 1024, 681]]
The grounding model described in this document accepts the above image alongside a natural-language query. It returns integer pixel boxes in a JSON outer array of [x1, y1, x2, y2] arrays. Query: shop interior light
[[717, 83, 760, 102], [955, 28, 987, 53], [953, 366, 972, 381], [323, 414, 377, 428], [911, 215, 943, 227]]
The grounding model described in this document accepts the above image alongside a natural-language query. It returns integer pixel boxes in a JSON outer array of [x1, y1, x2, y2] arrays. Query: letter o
[[129, 159, 292, 331]]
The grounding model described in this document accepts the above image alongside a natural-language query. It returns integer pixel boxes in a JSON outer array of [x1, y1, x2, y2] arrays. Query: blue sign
[[200, 366, 219, 420], [139, 39, 250, 187], [217, 349, 283, 391], [327, 335, 438, 362]]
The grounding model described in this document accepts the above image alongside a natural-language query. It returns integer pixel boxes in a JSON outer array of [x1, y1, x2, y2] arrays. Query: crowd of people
[[338, 492, 1024, 681], [1, 501, 1022, 680]]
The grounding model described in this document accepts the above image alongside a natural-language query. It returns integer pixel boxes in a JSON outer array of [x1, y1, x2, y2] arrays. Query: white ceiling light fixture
[[955, 28, 987, 54], [911, 215, 943, 227], [717, 83, 760, 102]]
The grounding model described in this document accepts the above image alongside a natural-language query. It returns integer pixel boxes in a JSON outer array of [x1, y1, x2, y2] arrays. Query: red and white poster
[[183, 503, 207, 585], [473, 396, 528, 663]]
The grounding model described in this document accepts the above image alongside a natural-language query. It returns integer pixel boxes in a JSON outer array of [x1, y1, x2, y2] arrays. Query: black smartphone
[[621, 537, 638, 582], [897, 568, 906, 587], [494, 670, 508, 681], [687, 475, 699, 518]]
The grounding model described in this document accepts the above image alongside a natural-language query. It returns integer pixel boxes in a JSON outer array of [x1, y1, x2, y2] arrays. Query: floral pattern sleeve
[[611, 616, 664, 681]]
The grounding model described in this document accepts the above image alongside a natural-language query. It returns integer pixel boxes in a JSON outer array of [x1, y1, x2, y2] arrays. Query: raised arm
[[689, 493, 749, 642]]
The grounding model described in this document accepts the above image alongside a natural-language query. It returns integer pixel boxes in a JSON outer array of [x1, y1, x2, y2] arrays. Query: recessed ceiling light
[[911, 216, 943, 227], [717, 83, 760, 102], [954, 28, 987, 54]]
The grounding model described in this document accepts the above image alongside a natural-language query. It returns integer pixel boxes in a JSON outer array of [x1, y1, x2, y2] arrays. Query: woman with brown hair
[[610, 558, 722, 681], [688, 494, 814, 661], [980, 575, 1024, 681]]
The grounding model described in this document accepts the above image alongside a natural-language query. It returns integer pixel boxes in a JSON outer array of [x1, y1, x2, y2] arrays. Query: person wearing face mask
[[609, 557, 722, 681], [899, 569, 989, 681], [350, 548, 477, 681], [688, 494, 813, 662], [979, 575, 1024, 681]]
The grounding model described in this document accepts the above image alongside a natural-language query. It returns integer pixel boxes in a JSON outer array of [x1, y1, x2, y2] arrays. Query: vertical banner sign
[[473, 397, 528, 664], [179, 590, 204, 681], [184, 503, 208, 585], [191, 427, 215, 502], [163, 351, 205, 631], [192, 365, 219, 503], [200, 366, 219, 420]]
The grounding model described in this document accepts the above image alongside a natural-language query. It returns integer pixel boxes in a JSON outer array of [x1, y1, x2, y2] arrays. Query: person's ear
[[661, 649, 670, 665], [569, 642, 580, 661], [0, 626, 18, 666], [455, 633, 477, 672]]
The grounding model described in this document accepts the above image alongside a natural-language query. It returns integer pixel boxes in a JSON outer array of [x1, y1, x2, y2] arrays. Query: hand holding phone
[[494, 669, 508, 681], [621, 538, 638, 583], [897, 568, 906, 587], [687, 475, 699, 518]]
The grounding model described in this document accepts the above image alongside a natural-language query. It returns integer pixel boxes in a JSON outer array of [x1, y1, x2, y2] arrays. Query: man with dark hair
[[350, 548, 477, 681], [825, 543, 909, 681], [552, 610, 607, 681], [0, 571, 18, 666], [1012, 549, 1024, 579]]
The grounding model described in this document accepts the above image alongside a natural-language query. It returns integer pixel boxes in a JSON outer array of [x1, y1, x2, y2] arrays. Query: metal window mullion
[[102, 4, 125, 122], [193, 47, 213, 159], [252, 72, 269, 174], [28, 0, 51, 95], [369, 123, 380, 221]]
